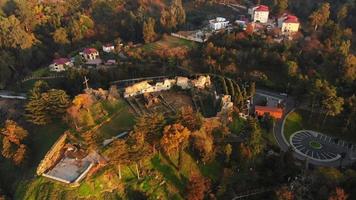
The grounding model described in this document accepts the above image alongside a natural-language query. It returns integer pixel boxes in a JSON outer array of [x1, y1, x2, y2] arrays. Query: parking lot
[[290, 130, 355, 162]]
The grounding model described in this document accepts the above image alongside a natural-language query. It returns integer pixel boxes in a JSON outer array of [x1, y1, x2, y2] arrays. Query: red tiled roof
[[255, 106, 283, 119], [284, 15, 299, 23], [83, 48, 98, 54], [103, 43, 114, 47], [255, 5, 269, 12], [53, 58, 70, 65]]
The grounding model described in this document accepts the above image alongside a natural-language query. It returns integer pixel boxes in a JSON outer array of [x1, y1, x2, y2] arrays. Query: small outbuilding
[[49, 58, 73, 72], [255, 106, 283, 119]]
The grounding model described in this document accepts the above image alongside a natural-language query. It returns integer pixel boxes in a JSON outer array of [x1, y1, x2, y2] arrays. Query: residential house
[[102, 44, 115, 53], [249, 5, 269, 23], [176, 77, 190, 89], [80, 48, 100, 61], [278, 13, 300, 35], [255, 106, 283, 119], [49, 58, 73, 72], [209, 17, 229, 31]]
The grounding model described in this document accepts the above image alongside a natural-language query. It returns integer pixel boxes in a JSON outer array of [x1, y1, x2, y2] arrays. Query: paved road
[[258, 89, 356, 167], [256, 89, 292, 151], [0, 90, 27, 100]]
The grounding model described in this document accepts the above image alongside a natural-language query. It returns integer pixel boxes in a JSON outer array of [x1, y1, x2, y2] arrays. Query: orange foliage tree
[[185, 173, 211, 200]]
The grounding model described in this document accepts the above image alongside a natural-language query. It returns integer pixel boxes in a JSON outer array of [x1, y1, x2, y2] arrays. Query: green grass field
[[284, 111, 304, 142], [16, 149, 221, 200], [139, 35, 196, 53], [94, 100, 135, 140]]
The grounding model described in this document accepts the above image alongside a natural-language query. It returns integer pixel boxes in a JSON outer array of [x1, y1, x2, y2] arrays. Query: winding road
[[259, 89, 356, 167]]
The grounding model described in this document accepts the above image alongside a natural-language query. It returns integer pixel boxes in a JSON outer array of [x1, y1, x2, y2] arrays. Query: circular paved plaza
[[290, 130, 342, 162]]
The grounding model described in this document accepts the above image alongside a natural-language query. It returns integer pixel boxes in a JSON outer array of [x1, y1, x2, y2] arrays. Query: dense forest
[[0, 0, 355, 199]]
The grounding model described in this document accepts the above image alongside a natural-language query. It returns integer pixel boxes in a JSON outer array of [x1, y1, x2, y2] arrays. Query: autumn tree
[[275, 186, 294, 200], [0, 120, 28, 165], [0, 15, 36, 49], [143, 17, 156, 43], [341, 54, 356, 82], [176, 106, 203, 131], [160, 123, 190, 169], [337, 4, 348, 24], [68, 13, 94, 42], [160, 0, 186, 31], [286, 61, 298, 77], [328, 187, 348, 200], [320, 84, 344, 126], [66, 93, 96, 129], [274, 0, 288, 15], [246, 118, 264, 159], [185, 173, 211, 200], [343, 95, 356, 133], [191, 128, 215, 163], [224, 143, 232, 163], [53, 27, 70, 45], [0, 51, 15, 89], [309, 3, 330, 30], [106, 139, 130, 179], [26, 81, 70, 125], [134, 112, 165, 147]]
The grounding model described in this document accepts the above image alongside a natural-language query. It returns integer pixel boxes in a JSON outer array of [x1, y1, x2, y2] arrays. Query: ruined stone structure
[[124, 75, 212, 98], [36, 133, 68, 175]]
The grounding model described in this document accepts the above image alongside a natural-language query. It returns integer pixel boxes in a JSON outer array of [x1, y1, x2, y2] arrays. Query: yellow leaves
[[160, 123, 190, 154]]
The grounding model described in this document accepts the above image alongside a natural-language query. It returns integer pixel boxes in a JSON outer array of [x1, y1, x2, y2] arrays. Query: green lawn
[[139, 35, 196, 53], [284, 111, 303, 142], [94, 100, 135, 140]]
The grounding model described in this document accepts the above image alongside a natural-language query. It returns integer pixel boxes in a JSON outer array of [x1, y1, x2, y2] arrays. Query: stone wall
[[36, 133, 68, 175]]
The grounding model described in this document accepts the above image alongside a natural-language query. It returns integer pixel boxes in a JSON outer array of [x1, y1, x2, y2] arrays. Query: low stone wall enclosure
[[36, 133, 68, 175]]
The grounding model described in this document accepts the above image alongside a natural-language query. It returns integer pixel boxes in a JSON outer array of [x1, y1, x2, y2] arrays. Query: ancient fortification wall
[[36, 133, 68, 175]]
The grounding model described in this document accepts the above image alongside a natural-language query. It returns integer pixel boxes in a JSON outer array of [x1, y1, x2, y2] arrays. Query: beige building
[[278, 14, 300, 35], [191, 75, 211, 89], [249, 5, 269, 23], [124, 75, 212, 98], [49, 58, 73, 72]]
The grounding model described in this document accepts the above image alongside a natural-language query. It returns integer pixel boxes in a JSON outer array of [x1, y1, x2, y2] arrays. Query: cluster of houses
[[208, 4, 300, 37], [49, 44, 117, 72], [124, 75, 212, 98]]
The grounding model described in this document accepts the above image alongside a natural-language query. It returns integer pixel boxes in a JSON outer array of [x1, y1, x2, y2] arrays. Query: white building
[[124, 75, 212, 98], [80, 48, 100, 61], [49, 58, 73, 72], [209, 17, 229, 31], [124, 79, 176, 98], [102, 44, 115, 53], [249, 5, 269, 23], [176, 77, 190, 89], [278, 13, 300, 35]]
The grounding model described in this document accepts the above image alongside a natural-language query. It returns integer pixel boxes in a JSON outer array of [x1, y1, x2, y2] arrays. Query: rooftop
[[255, 5, 269, 12], [284, 15, 299, 23], [53, 58, 70, 65], [83, 48, 98, 54]]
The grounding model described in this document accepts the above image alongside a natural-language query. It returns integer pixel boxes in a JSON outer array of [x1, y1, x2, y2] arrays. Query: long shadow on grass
[[151, 155, 186, 192]]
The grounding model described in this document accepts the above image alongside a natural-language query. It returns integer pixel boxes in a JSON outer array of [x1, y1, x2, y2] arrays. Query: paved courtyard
[[290, 130, 356, 162]]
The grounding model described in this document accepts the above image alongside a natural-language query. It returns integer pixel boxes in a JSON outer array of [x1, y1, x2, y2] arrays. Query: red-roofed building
[[102, 44, 115, 53], [278, 13, 300, 34], [80, 48, 99, 60], [249, 5, 269, 23], [49, 58, 73, 72], [255, 106, 283, 119]]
